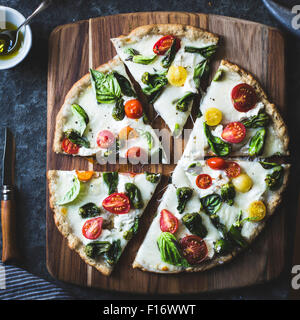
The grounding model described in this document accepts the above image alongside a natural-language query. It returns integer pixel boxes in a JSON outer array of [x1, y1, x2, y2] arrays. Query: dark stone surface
[[0, 0, 299, 300]]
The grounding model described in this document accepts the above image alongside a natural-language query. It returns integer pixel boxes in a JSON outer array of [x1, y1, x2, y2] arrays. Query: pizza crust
[[112, 23, 219, 45], [47, 170, 113, 276], [133, 164, 290, 273], [53, 56, 124, 155], [220, 60, 290, 155]]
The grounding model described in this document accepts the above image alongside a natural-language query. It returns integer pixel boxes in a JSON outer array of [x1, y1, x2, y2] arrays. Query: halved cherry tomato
[[126, 146, 148, 164], [196, 174, 212, 189], [153, 35, 181, 55], [206, 157, 226, 170], [76, 170, 94, 182], [225, 161, 241, 178], [221, 122, 246, 144], [118, 126, 139, 140], [62, 138, 79, 154], [82, 217, 103, 240], [124, 99, 143, 119], [231, 83, 257, 112], [160, 209, 179, 234], [96, 130, 115, 149], [180, 235, 208, 265], [102, 193, 130, 214]]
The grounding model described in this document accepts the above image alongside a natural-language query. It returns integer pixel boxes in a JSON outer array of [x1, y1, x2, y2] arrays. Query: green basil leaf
[[203, 122, 231, 156], [142, 131, 154, 151], [200, 193, 222, 216], [157, 232, 190, 267], [112, 71, 136, 97], [103, 172, 119, 195], [182, 212, 207, 238], [57, 175, 81, 205], [241, 111, 270, 128], [249, 128, 267, 156], [64, 129, 90, 148], [125, 183, 144, 209], [90, 69, 121, 104], [71, 104, 89, 136]]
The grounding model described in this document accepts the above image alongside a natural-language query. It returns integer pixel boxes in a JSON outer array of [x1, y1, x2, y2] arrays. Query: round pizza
[[49, 24, 290, 276]]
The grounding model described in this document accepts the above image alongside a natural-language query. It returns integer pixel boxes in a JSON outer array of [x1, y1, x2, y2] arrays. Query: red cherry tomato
[[153, 35, 181, 55], [124, 99, 143, 119], [221, 122, 246, 144], [225, 161, 241, 178], [82, 217, 103, 240], [206, 157, 226, 170], [231, 83, 257, 112], [62, 138, 80, 154], [160, 209, 179, 234], [102, 193, 130, 214], [180, 235, 208, 265], [126, 147, 148, 164], [196, 174, 212, 189], [96, 130, 115, 149]]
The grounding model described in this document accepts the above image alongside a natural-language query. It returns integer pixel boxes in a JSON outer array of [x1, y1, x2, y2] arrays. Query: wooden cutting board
[[46, 11, 288, 294]]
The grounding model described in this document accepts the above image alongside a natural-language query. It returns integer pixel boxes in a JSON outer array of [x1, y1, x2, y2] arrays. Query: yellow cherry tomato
[[118, 126, 139, 140], [167, 65, 187, 87], [248, 201, 266, 221], [232, 173, 253, 193], [204, 108, 223, 126]]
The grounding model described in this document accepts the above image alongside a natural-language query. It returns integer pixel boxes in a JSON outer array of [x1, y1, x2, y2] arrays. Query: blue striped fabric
[[0, 263, 72, 300]]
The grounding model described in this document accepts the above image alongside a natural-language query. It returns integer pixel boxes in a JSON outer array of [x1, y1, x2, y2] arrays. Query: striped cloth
[[0, 263, 72, 300]]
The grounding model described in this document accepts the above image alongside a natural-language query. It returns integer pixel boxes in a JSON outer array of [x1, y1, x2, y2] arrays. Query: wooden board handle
[[1, 199, 20, 263]]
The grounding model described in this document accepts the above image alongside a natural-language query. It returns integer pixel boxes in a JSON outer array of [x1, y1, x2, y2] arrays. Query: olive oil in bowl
[[0, 22, 24, 60]]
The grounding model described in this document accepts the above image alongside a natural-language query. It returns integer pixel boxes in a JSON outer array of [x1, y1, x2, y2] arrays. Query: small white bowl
[[0, 6, 32, 70]]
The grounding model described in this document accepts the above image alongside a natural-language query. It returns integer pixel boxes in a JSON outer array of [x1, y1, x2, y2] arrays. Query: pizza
[[111, 24, 219, 136], [133, 159, 290, 273], [47, 170, 161, 275], [49, 23, 290, 277], [53, 56, 165, 163], [182, 60, 289, 159]]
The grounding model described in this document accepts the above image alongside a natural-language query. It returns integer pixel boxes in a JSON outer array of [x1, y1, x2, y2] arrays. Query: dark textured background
[[0, 0, 299, 300]]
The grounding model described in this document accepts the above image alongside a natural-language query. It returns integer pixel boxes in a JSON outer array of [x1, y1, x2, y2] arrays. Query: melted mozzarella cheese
[[111, 36, 217, 135], [52, 171, 159, 250], [183, 64, 285, 158], [62, 61, 164, 161]]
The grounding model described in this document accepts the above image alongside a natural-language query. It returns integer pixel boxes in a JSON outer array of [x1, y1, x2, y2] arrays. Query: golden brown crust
[[220, 60, 290, 155], [47, 170, 113, 276], [133, 164, 290, 274], [112, 23, 219, 44], [53, 56, 124, 155]]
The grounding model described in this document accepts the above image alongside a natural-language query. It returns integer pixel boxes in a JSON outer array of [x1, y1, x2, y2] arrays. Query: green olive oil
[[0, 21, 24, 60]]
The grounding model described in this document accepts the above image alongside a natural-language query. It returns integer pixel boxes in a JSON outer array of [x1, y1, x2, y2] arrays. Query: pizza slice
[[182, 60, 289, 159], [132, 158, 289, 273], [111, 24, 219, 137], [48, 169, 161, 276], [53, 56, 165, 163]]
